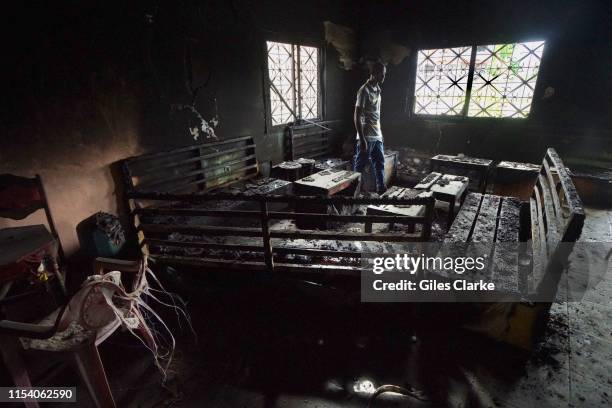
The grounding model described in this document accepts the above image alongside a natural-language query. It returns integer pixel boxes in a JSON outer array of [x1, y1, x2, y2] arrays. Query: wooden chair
[[0, 257, 155, 408], [0, 173, 66, 293]]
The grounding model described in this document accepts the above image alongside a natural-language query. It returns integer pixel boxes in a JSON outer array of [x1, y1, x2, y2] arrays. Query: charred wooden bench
[[122, 136, 259, 194], [126, 191, 436, 277], [286, 123, 332, 161], [121, 135, 436, 276], [439, 148, 584, 349]]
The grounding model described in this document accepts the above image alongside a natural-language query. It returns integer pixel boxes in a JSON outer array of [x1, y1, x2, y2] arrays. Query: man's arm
[[354, 105, 367, 151]]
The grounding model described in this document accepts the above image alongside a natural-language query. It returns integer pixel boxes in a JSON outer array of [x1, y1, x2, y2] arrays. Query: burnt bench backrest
[[442, 148, 585, 299], [287, 123, 332, 161], [122, 136, 258, 194], [529, 148, 585, 295]]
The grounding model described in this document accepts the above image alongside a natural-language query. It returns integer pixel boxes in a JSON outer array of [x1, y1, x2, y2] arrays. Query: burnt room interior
[[1, 0, 611, 407]]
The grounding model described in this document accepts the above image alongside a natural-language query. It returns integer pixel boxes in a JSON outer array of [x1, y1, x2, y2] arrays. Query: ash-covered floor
[[33, 207, 612, 408]]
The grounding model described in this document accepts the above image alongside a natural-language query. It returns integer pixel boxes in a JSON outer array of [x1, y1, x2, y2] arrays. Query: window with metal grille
[[414, 41, 545, 118], [266, 41, 320, 126]]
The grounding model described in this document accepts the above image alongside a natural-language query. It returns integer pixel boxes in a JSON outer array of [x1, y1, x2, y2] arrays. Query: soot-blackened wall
[[0, 0, 361, 254]]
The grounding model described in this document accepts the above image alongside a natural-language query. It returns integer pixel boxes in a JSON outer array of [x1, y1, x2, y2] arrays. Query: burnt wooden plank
[[491, 197, 521, 294], [445, 192, 483, 242], [126, 136, 253, 163], [272, 211, 428, 224], [164, 164, 258, 192], [292, 134, 329, 148], [152, 254, 267, 269], [537, 174, 562, 259], [135, 208, 260, 218], [273, 247, 363, 258], [471, 194, 502, 243], [136, 144, 256, 178], [141, 224, 262, 237], [546, 148, 584, 216], [308, 150, 329, 159], [273, 263, 365, 276], [147, 239, 263, 252], [541, 160, 563, 220], [294, 146, 330, 159], [415, 172, 442, 190], [532, 185, 547, 259], [139, 158, 257, 191], [128, 190, 436, 205], [530, 191, 547, 293], [270, 229, 422, 242]]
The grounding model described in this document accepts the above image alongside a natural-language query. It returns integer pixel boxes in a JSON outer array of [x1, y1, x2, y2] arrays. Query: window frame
[[263, 37, 325, 130], [410, 39, 546, 121]]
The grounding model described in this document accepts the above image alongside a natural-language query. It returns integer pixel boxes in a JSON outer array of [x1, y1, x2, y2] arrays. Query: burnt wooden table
[[430, 154, 493, 193], [365, 186, 434, 234], [362, 150, 399, 192], [415, 172, 469, 229], [492, 161, 541, 200], [294, 169, 361, 229]]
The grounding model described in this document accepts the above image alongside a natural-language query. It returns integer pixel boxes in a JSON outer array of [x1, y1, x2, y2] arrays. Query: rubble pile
[[393, 147, 431, 181]]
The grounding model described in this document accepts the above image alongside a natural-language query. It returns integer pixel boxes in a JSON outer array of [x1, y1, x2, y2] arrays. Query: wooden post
[[423, 198, 434, 241], [260, 200, 274, 272]]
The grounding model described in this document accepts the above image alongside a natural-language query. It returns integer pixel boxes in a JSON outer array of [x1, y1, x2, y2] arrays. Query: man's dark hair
[[369, 61, 386, 75]]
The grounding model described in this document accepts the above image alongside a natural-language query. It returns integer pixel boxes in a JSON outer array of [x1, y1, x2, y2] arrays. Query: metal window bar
[[413, 41, 545, 118], [267, 41, 322, 127]]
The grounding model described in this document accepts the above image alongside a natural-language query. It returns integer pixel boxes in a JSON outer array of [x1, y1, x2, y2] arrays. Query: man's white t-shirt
[[355, 81, 382, 142]]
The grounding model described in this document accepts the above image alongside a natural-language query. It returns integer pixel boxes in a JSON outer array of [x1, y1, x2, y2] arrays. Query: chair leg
[[447, 199, 456, 230], [0, 336, 40, 408], [71, 342, 116, 408]]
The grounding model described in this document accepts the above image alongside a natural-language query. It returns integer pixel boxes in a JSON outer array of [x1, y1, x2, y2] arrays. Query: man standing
[[353, 61, 387, 194]]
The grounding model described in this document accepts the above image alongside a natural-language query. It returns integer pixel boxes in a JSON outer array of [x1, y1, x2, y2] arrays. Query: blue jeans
[[353, 139, 386, 194]]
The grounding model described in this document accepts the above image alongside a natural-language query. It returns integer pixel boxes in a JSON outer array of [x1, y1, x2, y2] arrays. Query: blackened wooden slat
[[491, 197, 521, 294], [445, 192, 483, 242], [125, 136, 253, 164], [537, 173, 561, 252], [471, 194, 502, 243], [530, 189, 547, 292]]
